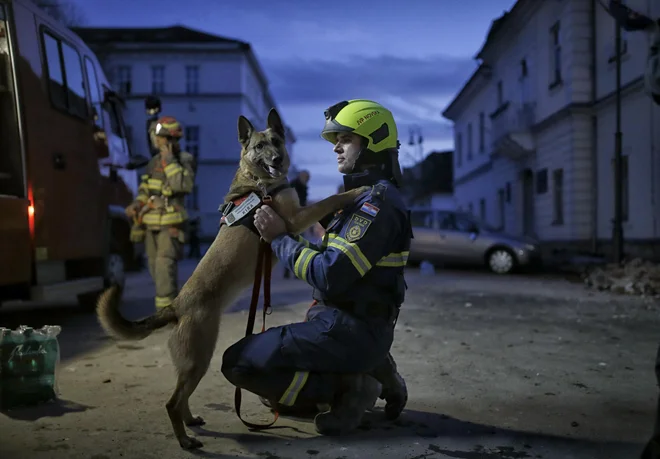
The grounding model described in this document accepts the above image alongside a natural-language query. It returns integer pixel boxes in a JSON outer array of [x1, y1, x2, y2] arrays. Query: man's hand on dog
[[254, 206, 287, 243]]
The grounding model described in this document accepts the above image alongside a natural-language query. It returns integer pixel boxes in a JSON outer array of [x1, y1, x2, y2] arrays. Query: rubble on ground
[[583, 258, 660, 296]]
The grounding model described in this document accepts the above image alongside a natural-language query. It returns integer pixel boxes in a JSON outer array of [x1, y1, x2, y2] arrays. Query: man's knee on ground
[[221, 342, 254, 387]]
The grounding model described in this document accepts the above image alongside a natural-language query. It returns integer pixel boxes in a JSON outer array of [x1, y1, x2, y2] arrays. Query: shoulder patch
[[370, 183, 388, 200], [345, 213, 373, 242], [359, 202, 380, 217]]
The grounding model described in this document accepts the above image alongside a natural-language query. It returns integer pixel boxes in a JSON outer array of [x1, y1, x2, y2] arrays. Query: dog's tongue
[[268, 166, 280, 177]]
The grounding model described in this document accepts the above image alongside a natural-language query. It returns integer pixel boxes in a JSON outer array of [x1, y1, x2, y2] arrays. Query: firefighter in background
[[145, 95, 162, 156], [125, 116, 197, 309]]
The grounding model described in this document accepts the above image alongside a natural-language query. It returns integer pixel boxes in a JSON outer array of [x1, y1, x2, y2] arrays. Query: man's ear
[[238, 116, 254, 145]]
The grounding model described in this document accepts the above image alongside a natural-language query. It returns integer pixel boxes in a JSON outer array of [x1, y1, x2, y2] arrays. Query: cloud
[[262, 54, 477, 105]]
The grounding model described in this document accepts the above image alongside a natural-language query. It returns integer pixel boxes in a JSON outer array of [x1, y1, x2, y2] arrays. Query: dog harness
[[218, 183, 290, 236]]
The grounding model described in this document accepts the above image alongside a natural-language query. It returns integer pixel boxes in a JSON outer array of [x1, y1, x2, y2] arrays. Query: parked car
[[407, 209, 541, 274]]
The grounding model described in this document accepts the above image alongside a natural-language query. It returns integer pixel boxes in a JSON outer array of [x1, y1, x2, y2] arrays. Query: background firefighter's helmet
[[154, 116, 183, 139], [320, 99, 399, 153]]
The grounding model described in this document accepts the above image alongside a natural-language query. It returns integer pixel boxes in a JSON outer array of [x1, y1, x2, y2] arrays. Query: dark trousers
[[221, 305, 394, 408]]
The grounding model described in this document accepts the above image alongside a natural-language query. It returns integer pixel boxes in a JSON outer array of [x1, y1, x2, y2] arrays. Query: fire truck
[[0, 0, 148, 308]]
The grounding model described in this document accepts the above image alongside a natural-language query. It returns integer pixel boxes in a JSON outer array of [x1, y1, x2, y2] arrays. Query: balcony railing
[[491, 102, 537, 142], [490, 101, 537, 160]]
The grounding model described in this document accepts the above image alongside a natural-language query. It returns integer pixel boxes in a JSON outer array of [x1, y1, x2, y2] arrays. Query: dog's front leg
[[285, 186, 369, 234]]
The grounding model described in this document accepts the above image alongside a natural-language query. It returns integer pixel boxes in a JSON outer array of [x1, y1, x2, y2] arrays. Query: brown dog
[[96, 108, 368, 450]]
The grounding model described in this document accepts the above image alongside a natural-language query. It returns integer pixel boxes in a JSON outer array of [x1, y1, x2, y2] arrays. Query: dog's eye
[[255, 142, 264, 151]]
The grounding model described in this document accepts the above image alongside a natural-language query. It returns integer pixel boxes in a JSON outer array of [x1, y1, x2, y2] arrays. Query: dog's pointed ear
[[267, 108, 285, 138], [238, 116, 254, 146]]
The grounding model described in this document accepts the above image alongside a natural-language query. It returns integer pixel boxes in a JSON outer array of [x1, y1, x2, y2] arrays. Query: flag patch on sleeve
[[359, 202, 380, 217]]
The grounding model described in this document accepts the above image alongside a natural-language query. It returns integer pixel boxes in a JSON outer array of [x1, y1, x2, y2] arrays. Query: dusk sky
[[70, 0, 517, 200]]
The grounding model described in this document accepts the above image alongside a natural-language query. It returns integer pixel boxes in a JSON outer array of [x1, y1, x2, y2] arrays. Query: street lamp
[[408, 126, 424, 163]]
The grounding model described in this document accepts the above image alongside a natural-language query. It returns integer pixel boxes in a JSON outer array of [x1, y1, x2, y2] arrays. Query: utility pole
[[612, 12, 624, 263]]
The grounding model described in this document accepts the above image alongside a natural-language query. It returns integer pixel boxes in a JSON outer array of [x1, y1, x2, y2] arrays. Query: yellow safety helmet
[[320, 99, 399, 154]]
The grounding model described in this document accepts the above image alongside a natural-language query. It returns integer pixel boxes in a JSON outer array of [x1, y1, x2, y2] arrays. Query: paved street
[[1, 259, 659, 459]]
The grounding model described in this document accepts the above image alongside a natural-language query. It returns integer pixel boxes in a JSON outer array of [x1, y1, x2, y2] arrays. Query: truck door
[[37, 27, 105, 260], [0, 3, 31, 287]]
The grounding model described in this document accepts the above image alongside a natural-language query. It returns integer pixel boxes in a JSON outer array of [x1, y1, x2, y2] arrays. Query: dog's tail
[[96, 285, 178, 340]]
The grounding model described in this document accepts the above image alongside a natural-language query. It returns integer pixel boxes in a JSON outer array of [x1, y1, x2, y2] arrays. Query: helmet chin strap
[[347, 148, 364, 174]]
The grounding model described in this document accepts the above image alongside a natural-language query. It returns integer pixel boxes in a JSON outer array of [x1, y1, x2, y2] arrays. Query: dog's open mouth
[[260, 160, 284, 178]]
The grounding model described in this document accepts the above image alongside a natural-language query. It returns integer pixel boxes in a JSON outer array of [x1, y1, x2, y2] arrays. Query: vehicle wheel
[[487, 248, 516, 274]]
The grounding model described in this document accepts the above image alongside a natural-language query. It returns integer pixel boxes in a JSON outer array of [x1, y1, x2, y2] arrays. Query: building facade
[[73, 26, 296, 240], [442, 0, 660, 259]]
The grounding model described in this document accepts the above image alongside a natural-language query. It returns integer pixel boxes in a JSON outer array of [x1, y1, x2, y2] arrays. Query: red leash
[[234, 198, 279, 430]]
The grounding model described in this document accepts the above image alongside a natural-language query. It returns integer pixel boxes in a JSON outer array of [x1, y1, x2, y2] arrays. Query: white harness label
[[225, 192, 261, 226]]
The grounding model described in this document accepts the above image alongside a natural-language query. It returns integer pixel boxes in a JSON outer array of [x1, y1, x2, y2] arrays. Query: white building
[[73, 26, 296, 240], [442, 0, 660, 260]]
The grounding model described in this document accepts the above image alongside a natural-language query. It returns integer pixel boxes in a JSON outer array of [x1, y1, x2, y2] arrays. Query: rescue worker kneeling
[[125, 116, 196, 309], [221, 100, 411, 435]]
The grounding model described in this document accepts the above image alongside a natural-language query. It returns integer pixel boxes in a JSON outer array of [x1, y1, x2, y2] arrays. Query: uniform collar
[[343, 168, 389, 191]]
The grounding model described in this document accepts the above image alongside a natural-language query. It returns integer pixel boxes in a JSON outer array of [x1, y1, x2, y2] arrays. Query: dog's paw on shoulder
[[356, 186, 371, 197], [345, 186, 370, 197]]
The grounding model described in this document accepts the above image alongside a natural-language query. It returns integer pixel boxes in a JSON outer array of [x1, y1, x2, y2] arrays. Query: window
[[116, 65, 131, 94], [612, 155, 630, 221], [84, 57, 103, 129], [536, 168, 548, 194], [498, 188, 505, 229], [549, 21, 562, 86], [42, 31, 88, 119], [520, 58, 528, 78], [61, 42, 87, 118], [496, 80, 503, 107], [185, 126, 200, 159], [466, 123, 473, 160], [479, 198, 486, 222], [552, 168, 564, 225], [43, 33, 66, 110], [478, 112, 485, 153], [467, 202, 474, 215], [186, 65, 199, 94], [505, 182, 512, 202], [103, 90, 124, 139], [455, 132, 463, 167], [124, 125, 133, 148], [0, 5, 25, 198], [454, 214, 477, 233], [151, 65, 165, 94]]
